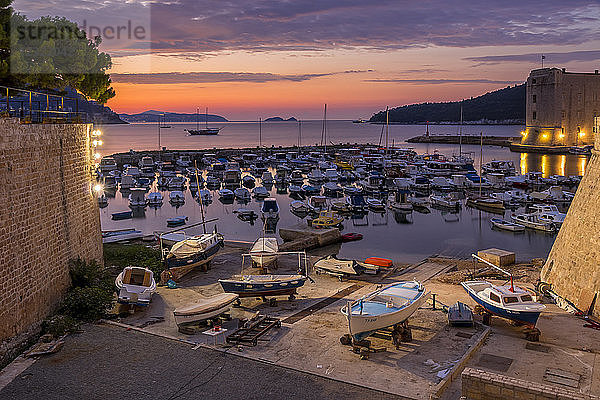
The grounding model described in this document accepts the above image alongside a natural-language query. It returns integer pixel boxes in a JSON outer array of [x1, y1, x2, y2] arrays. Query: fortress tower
[[541, 130, 600, 315], [523, 68, 600, 147]]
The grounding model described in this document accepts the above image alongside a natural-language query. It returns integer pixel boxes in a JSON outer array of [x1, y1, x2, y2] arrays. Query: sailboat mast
[[259, 117, 262, 148], [323, 104, 327, 153], [479, 131, 483, 198], [194, 160, 207, 234], [385, 106, 389, 155], [459, 103, 463, 157]]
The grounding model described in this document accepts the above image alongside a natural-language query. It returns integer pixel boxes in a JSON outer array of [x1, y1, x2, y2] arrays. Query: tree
[[3, 11, 115, 103]]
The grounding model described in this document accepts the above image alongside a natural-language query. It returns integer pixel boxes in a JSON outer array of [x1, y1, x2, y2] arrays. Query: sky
[[14, 1, 600, 119]]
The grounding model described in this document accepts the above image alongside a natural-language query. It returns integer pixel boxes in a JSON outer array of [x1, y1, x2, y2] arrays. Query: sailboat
[[466, 131, 504, 212], [186, 107, 221, 135], [218, 251, 309, 301]]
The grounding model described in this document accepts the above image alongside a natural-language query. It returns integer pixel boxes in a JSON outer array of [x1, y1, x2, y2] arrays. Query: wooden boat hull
[[341, 281, 430, 341], [165, 238, 224, 279], [173, 293, 238, 325], [219, 275, 307, 298]]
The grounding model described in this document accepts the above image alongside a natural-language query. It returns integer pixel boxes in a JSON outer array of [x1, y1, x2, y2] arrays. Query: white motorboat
[[529, 204, 566, 227], [309, 196, 328, 213], [115, 266, 156, 306], [242, 175, 256, 187], [120, 174, 136, 190], [510, 213, 555, 232], [261, 198, 279, 219], [429, 194, 460, 209], [341, 281, 430, 342], [324, 168, 340, 182], [462, 280, 545, 326], [490, 218, 525, 232], [261, 171, 274, 184], [366, 197, 385, 211], [167, 176, 187, 191], [308, 169, 325, 183], [173, 293, 239, 326], [249, 237, 279, 267], [128, 187, 148, 208], [169, 190, 185, 205], [147, 191, 163, 206], [218, 188, 234, 201], [234, 187, 251, 202], [290, 200, 310, 213], [194, 189, 210, 203], [253, 186, 269, 198], [99, 157, 118, 173]]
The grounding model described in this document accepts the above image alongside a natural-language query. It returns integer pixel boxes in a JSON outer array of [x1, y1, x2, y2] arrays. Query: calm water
[[98, 121, 587, 263]]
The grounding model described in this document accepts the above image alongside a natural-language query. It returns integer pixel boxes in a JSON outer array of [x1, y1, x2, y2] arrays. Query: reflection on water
[[520, 152, 588, 177]]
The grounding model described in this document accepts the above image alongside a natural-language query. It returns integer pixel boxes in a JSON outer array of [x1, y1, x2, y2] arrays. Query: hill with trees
[[370, 84, 525, 124]]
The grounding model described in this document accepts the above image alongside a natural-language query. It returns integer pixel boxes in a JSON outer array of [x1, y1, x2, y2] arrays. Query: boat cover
[[174, 293, 238, 316], [250, 238, 278, 254], [170, 234, 215, 258]]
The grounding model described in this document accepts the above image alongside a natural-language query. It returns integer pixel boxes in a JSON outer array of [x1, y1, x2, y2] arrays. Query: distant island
[[120, 110, 228, 123], [370, 84, 526, 124], [265, 116, 298, 122]]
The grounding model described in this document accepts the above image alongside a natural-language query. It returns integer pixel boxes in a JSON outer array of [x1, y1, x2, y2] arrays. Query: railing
[[0, 85, 90, 123]]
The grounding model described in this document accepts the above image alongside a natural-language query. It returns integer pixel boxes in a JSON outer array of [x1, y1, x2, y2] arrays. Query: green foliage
[[42, 314, 80, 337], [0, 8, 115, 103], [59, 258, 114, 321], [61, 286, 114, 321], [103, 243, 164, 277], [370, 84, 526, 123]]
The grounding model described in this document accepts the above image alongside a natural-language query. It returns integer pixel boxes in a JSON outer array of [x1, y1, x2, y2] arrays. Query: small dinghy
[[169, 190, 185, 205], [167, 216, 188, 227], [173, 293, 239, 326], [447, 301, 474, 326], [234, 187, 251, 202], [250, 237, 279, 267], [253, 186, 269, 198], [314, 255, 365, 277], [115, 266, 156, 306], [233, 208, 257, 220], [341, 232, 363, 242], [490, 217, 525, 232], [111, 211, 133, 220], [290, 200, 310, 214], [341, 281, 430, 342], [147, 191, 164, 207]]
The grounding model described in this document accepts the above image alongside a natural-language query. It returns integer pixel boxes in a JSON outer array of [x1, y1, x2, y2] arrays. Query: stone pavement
[[0, 323, 406, 400]]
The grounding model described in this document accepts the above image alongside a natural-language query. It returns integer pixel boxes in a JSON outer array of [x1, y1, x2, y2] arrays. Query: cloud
[[365, 78, 523, 85], [465, 50, 600, 65], [14, 1, 600, 54], [112, 70, 372, 84]]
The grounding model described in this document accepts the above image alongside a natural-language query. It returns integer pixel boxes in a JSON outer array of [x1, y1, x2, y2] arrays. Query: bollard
[[432, 293, 436, 310]]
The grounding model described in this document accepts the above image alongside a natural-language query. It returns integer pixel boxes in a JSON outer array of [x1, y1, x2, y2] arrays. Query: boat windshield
[[504, 296, 519, 304], [520, 294, 533, 302], [263, 201, 278, 212]]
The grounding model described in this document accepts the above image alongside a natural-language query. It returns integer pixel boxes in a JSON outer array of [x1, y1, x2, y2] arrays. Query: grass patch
[[103, 243, 164, 277]]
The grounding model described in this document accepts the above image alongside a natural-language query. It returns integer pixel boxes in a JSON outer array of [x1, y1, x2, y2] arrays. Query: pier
[[406, 134, 520, 147]]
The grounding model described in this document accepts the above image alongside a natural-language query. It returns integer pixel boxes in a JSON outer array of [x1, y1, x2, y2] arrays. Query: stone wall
[[0, 118, 102, 344], [462, 368, 598, 400], [541, 133, 600, 316]]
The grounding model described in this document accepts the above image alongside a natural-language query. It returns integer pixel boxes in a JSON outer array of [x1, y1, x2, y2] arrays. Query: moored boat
[[163, 232, 224, 280], [490, 218, 525, 232]]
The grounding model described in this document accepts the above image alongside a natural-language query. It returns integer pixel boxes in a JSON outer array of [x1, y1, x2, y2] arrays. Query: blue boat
[[166, 216, 188, 227], [111, 211, 133, 220], [164, 233, 224, 276], [461, 281, 545, 326], [219, 274, 307, 300]]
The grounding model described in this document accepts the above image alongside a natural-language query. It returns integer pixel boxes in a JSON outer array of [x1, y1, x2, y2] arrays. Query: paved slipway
[[0, 324, 405, 400]]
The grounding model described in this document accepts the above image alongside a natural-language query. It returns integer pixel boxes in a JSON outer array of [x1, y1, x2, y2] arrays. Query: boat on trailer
[[341, 281, 430, 342], [162, 231, 224, 280], [173, 293, 239, 326], [462, 254, 546, 326], [250, 237, 279, 268], [115, 266, 156, 306], [219, 251, 309, 301]]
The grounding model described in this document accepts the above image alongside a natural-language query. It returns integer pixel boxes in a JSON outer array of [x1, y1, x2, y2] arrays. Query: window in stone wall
[[532, 78, 537, 84], [533, 111, 537, 120], [532, 94, 537, 103], [561, 111, 566, 119]]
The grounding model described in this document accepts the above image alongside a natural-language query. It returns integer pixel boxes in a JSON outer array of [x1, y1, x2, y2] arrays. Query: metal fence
[[0, 85, 90, 123]]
